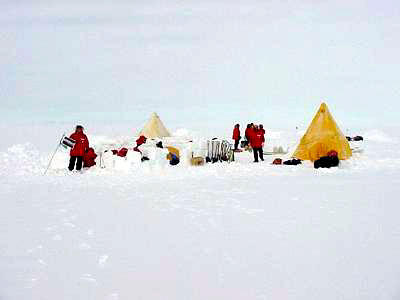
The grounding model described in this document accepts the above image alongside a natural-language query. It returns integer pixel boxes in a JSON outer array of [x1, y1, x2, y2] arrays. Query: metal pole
[[43, 134, 64, 175]]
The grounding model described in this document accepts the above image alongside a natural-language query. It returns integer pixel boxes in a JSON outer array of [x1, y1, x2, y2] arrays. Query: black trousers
[[69, 156, 83, 171], [234, 139, 239, 150], [253, 148, 264, 162]]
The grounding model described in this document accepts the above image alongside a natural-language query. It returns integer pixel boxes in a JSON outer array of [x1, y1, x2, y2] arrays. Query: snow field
[[1, 127, 400, 300]]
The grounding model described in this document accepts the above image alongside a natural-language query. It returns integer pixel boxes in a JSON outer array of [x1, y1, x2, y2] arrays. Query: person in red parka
[[244, 124, 253, 148], [259, 124, 266, 135], [259, 124, 266, 145], [250, 125, 264, 162], [133, 135, 147, 154], [232, 124, 241, 150], [244, 124, 251, 141], [83, 147, 97, 168], [68, 125, 89, 171]]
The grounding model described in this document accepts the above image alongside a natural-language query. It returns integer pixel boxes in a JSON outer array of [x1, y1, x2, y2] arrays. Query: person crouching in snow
[[83, 147, 97, 168], [250, 125, 264, 162], [68, 125, 89, 171], [166, 147, 180, 166], [133, 135, 147, 154], [232, 124, 241, 150], [156, 142, 179, 165]]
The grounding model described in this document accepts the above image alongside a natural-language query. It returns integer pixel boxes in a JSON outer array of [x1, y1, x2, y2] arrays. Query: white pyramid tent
[[139, 112, 171, 138]]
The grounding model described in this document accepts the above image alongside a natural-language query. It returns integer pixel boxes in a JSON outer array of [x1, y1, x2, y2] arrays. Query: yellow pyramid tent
[[139, 112, 171, 138], [292, 103, 352, 161]]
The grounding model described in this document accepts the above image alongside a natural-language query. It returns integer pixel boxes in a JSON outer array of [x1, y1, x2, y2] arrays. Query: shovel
[[206, 140, 211, 163], [221, 141, 228, 161], [211, 140, 216, 163], [212, 141, 220, 163]]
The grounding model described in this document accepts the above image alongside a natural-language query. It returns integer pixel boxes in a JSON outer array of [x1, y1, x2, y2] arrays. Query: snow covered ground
[[1, 125, 400, 300]]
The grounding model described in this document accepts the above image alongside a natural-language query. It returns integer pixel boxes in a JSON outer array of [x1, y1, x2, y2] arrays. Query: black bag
[[353, 136, 364, 141], [283, 159, 302, 165], [314, 156, 339, 169]]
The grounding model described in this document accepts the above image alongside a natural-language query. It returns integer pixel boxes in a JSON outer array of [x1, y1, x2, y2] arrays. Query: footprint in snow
[[246, 208, 265, 214], [98, 255, 108, 268], [63, 222, 76, 228], [80, 274, 97, 284], [108, 293, 119, 300], [44, 226, 56, 232], [63, 215, 77, 223], [27, 245, 42, 254], [78, 242, 91, 250], [25, 278, 38, 289], [52, 234, 62, 241]]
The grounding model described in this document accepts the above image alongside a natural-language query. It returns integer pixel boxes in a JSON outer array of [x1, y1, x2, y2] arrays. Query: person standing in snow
[[250, 125, 264, 162], [259, 124, 265, 135], [244, 124, 253, 148], [133, 135, 147, 154], [68, 125, 89, 171], [259, 124, 266, 147], [232, 124, 241, 150]]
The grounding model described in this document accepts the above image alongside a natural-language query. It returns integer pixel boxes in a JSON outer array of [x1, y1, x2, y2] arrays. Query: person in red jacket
[[232, 124, 241, 150], [68, 125, 89, 171], [259, 124, 266, 145], [259, 124, 266, 135], [133, 135, 147, 153], [83, 147, 97, 168], [250, 125, 264, 162], [244, 124, 251, 141], [244, 124, 253, 148]]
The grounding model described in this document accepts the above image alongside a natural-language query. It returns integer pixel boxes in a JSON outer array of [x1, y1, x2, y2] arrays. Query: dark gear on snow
[[283, 159, 302, 165], [314, 155, 339, 169]]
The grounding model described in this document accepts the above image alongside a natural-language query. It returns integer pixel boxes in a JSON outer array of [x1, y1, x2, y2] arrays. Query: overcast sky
[[2, 0, 400, 130]]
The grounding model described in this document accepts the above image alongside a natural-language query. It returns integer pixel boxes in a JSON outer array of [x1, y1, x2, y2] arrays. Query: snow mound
[[0, 143, 45, 176], [172, 128, 198, 140], [363, 129, 397, 143]]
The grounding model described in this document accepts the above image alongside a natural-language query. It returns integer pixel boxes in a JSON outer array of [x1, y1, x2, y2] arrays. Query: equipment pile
[[206, 140, 234, 163]]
